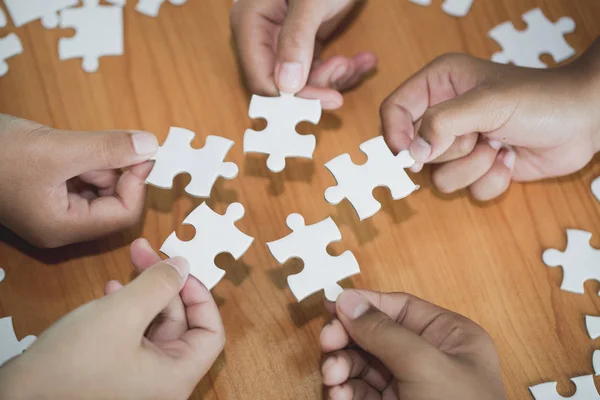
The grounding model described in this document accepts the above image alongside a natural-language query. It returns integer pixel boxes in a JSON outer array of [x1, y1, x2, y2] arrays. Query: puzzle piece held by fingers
[[0, 317, 36, 367]]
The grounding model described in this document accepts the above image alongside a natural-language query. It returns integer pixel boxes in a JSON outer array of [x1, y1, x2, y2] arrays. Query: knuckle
[[421, 108, 447, 136], [99, 132, 127, 169], [431, 169, 455, 194]]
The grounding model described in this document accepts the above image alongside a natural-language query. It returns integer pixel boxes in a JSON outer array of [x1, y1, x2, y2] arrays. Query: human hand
[[230, 0, 378, 109], [381, 39, 600, 201], [0, 239, 225, 400], [320, 290, 507, 400], [0, 115, 158, 247]]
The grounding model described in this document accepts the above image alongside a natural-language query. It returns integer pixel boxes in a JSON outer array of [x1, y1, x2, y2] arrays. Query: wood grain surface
[[1, 0, 600, 399]]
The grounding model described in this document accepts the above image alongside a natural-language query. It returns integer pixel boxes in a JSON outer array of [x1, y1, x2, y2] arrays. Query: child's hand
[[320, 290, 507, 400], [381, 39, 600, 201], [0, 115, 157, 247], [230, 0, 377, 109], [0, 239, 225, 400]]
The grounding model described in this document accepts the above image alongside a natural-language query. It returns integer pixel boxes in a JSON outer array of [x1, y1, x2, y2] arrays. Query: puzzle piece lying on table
[[530, 375, 600, 399], [4, 0, 78, 28], [59, 0, 123, 73], [0, 33, 22, 77], [160, 203, 254, 290], [146, 127, 238, 198], [244, 92, 322, 173], [0, 317, 36, 367], [587, 315, 600, 340], [105, 0, 126, 6], [136, 0, 188, 17], [325, 136, 418, 220], [267, 214, 360, 302], [489, 8, 576, 69], [0, 267, 5, 283], [543, 230, 600, 294], [409, 0, 474, 17], [592, 177, 600, 203], [0, 8, 7, 28]]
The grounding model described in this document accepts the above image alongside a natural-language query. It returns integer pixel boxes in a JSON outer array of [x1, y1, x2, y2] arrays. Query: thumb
[[275, 0, 327, 93], [52, 129, 158, 178], [114, 257, 189, 335], [335, 290, 444, 380]]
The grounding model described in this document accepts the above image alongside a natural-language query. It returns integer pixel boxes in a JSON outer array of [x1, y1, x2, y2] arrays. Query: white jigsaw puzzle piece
[[489, 8, 576, 69], [146, 127, 238, 198], [106, 0, 127, 6], [160, 203, 254, 290], [587, 315, 600, 340], [136, 0, 187, 17], [543, 230, 600, 294], [0, 8, 7, 28], [0, 33, 23, 77], [267, 214, 360, 302], [592, 177, 600, 203], [58, 0, 124, 73], [325, 136, 418, 221], [530, 375, 600, 399], [244, 92, 321, 173], [409, 0, 474, 17], [594, 350, 600, 376], [0, 317, 36, 367], [3, 0, 78, 28], [0, 267, 4, 283]]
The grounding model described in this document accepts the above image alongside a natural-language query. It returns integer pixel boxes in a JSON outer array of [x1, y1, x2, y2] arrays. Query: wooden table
[[1, 0, 599, 398]]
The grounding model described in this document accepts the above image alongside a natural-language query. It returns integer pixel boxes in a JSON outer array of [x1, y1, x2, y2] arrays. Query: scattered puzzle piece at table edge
[[325, 136, 418, 221], [58, 0, 124, 73], [0, 317, 36, 367], [592, 177, 600, 203], [244, 92, 321, 173], [409, 0, 474, 17], [146, 127, 238, 198], [0, 33, 23, 78], [136, 0, 188, 17], [267, 214, 360, 302], [542, 230, 600, 294], [3, 0, 78, 28], [488, 8, 576, 69], [160, 203, 254, 290], [530, 375, 600, 399]]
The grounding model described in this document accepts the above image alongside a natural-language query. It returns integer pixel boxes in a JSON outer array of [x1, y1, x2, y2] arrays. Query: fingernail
[[410, 162, 423, 173], [330, 64, 348, 85], [488, 139, 502, 150], [321, 97, 343, 110], [132, 132, 158, 156], [165, 257, 190, 280], [503, 150, 516, 169], [321, 356, 336, 375], [337, 291, 370, 320], [278, 62, 303, 93], [409, 136, 432, 161], [329, 386, 344, 400]]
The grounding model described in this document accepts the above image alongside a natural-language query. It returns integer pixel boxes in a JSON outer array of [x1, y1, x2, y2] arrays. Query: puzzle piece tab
[[244, 92, 321, 173], [592, 177, 600, 203], [136, 0, 187, 17], [160, 203, 254, 290], [267, 214, 360, 302], [409, 0, 474, 17], [325, 136, 418, 220], [106, 0, 127, 6], [4, 0, 78, 28], [146, 127, 238, 198], [0, 317, 36, 367], [0, 33, 23, 77], [543, 230, 600, 294], [489, 8, 576, 68], [0, 8, 7, 28], [59, 0, 124, 73], [587, 315, 600, 340], [530, 375, 600, 399]]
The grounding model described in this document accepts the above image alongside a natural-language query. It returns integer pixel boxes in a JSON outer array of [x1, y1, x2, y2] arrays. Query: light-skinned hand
[[0, 238, 225, 400], [381, 39, 600, 201], [230, 0, 378, 109], [0, 115, 158, 247], [320, 290, 507, 400]]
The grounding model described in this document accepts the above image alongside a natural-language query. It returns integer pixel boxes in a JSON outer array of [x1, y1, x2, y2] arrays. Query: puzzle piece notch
[[136, 0, 188, 17], [530, 375, 600, 399], [489, 8, 576, 69], [0, 317, 36, 367], [592, 177, 600, 203], [325, 136, 418, 220], [244, 92, 321, 173], [58, 0, 124, 73], [146, 127, 238, 198], [409, 0, 473, 17], [0, 33, 23, 77], [267, 214, 360, 302], [160, 203, 254, 290], [543, 230, 600, 294], [3, 0, 78, 28]]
